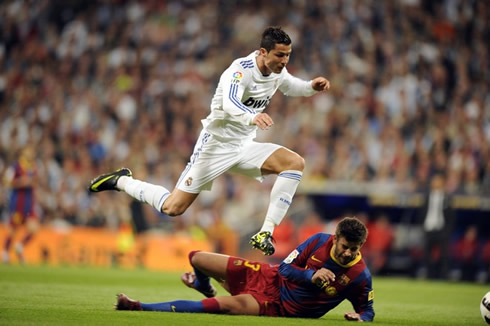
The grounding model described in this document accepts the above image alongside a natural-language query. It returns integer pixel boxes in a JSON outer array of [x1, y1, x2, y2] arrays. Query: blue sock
[[193, 268, 211, 291], [141, 300, 204, 312]]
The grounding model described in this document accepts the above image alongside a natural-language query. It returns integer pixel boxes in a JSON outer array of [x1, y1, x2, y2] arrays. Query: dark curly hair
[[260, 26, 291, 52], [335, 217, 368, 244]]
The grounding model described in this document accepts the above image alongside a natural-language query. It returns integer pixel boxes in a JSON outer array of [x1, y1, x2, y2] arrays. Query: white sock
[[117, 176, 170, 212], [260, 170, 302, 234]]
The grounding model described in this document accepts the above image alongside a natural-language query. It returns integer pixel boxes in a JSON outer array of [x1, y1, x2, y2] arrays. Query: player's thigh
[[191, 251, 230, 282], [215, 294, 260, 315], [261, 147, 304, 174], [176, 135, 242, 193], [229, 142, 283, 179]]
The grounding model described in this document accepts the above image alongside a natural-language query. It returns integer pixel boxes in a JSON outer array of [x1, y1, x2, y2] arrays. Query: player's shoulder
[[230, 52, 256, 71], [348, 257, 372, 282], [311, 232, 333, 242], [303, 233, 333, 249]]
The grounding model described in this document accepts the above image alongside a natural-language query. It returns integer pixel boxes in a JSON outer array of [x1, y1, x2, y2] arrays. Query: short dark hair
[[335, 217, 368, 244], [260, 26, 291, 52]]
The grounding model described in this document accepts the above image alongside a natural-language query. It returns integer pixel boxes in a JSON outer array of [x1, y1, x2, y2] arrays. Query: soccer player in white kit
[[89, 27, 330, 255]]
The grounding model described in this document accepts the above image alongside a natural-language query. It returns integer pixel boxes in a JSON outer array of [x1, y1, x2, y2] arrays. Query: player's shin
[[141, 298, 220, 313], [189, 251, 213, 290], [261, 170, 302, 234], [118, 177, 170, 212]]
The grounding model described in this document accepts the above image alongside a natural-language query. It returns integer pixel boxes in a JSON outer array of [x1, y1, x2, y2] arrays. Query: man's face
[[333, 236, 363, 265], [260, 43, 291, 74]]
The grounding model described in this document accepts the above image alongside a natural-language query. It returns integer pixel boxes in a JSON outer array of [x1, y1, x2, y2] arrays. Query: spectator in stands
[[480, 240, 490, 283], [418, 174, 455, 279], [297, 211, 326, 244], [450, 225, 479, 282], [363, 214, 394, 275]]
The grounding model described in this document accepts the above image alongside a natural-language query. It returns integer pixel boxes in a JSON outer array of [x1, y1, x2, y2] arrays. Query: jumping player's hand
[[344, 312, 363, 322], [312, 268, 336, 288], [311, 77, 330, 91], [253, 113, 274, 130]]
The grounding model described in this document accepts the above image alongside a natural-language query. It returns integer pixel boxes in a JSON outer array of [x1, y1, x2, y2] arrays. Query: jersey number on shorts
[[244, 261, 261, 271]]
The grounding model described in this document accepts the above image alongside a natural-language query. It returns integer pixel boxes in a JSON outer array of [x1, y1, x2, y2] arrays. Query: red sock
[[202, 298, 220, 313], [188, 250, 201, 263]]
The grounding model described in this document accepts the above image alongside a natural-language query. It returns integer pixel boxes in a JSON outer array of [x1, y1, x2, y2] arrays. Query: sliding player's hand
[[312, 268, 336, 288], [344, 312, 363, 322], [253, 113, 274, 130]]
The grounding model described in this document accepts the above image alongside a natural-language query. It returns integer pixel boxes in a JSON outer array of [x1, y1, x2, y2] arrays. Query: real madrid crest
[[185, 177, 193, 186]]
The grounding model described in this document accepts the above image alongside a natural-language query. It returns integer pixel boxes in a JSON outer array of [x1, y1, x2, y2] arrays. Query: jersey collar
[[330, 244, 362, 268]]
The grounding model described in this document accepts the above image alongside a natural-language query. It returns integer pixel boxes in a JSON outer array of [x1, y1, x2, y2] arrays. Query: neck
[[255, 55, 271, 76]]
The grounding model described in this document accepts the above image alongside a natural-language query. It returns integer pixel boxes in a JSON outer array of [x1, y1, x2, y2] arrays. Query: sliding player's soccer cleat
[[250, 231, 275, 256], [89, 168, 132, 192], [115, 293, 142, 311], [181, 272, 217, 298]]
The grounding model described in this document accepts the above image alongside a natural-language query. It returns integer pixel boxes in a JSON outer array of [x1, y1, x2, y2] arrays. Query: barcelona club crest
[[338, 274, 351, 285]]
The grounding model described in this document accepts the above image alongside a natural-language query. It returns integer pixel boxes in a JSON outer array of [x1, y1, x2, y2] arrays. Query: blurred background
[[0, 0, 489, 282]]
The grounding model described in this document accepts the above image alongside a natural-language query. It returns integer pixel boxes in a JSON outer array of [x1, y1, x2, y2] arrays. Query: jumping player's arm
[[278, 233, 330, 284], [344, 270, 375, 322], [220, 66, 258, 126], [278, 69, 330, 97]]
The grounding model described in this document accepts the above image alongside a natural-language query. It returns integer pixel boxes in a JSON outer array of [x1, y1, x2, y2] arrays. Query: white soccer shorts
[[176, 130, 282, 193]]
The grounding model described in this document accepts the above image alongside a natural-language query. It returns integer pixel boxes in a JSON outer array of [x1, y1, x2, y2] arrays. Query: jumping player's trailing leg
[[89, 168, 132, 192]]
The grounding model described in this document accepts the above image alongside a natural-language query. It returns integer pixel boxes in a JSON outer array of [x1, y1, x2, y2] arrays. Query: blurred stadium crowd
[[0, 0, 489, 280]]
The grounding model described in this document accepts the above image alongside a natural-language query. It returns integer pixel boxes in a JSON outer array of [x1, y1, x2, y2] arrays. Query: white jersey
[[202, 51, 317, 141]]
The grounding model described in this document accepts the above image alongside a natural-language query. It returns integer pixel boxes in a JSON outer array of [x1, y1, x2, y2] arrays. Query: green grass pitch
[[0, 264, 488, 325]]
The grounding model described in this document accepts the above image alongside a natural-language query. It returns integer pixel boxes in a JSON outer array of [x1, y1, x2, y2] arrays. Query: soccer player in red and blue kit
[[116, 217, 375, 322], [2, 147, 39, 264]]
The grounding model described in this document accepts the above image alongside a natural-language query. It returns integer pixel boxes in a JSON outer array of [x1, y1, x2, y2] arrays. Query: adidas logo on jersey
[[243, 96, 271, 109]]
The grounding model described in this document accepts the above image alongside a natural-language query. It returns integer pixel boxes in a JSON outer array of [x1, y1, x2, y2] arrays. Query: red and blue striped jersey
[[278, 233, 375, 321], [7, 159, 36, 219]]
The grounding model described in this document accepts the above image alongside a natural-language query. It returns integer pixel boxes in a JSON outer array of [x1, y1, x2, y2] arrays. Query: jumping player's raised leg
[[250, 147, 304, 255]]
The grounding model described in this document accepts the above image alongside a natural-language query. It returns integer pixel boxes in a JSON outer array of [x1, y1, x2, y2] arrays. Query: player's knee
[[218, 296, 257, 315], [288, 154, 305, 171], [217, 298, 239, 315], [164, 207, 185, 216], [161, 201, 187, 216], [189, 251, 205, 266]]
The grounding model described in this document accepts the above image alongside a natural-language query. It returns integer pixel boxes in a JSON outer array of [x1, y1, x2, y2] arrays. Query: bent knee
[[189, 251, 206, 266], [284, 153, 304, 172], [216, 295, 259, 315], [292, 155, 305, 171], [161, 201, 188, 216]]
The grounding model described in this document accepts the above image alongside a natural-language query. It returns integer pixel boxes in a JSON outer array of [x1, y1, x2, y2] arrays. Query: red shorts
[[9, 212, 37, 227], [226, 256, 285, 317]]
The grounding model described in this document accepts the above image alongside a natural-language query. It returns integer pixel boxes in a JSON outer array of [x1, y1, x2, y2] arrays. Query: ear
[[259, 48, 268, 56]]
